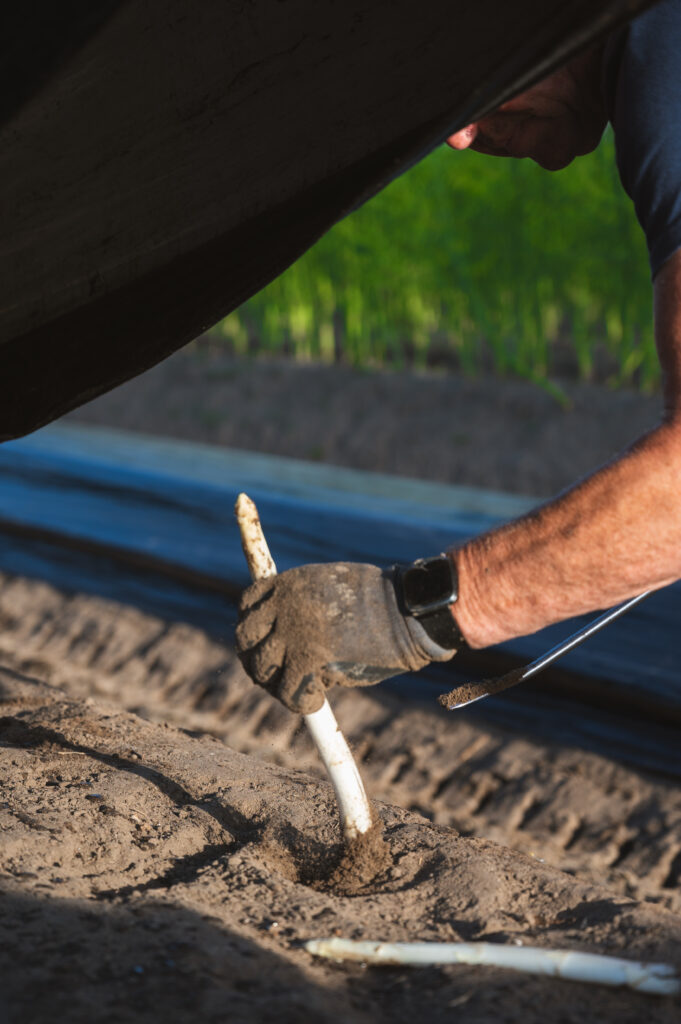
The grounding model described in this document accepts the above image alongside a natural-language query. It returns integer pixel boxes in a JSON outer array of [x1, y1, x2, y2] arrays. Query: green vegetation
[[219, 130, 657, 392]]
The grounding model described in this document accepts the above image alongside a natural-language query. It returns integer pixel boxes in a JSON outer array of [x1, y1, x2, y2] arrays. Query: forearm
[[452, 420, 681, 647], [452, 249, 681, 649]]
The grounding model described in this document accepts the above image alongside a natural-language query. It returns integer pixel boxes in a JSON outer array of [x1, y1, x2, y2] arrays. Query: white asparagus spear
[[304, 938, 680, 996], [235, 493, 373, 840]]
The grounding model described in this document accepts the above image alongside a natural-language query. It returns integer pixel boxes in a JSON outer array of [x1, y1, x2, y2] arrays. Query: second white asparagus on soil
[[305, 938, 681, 996]]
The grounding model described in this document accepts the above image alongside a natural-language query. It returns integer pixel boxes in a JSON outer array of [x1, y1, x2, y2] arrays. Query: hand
[[235, 561, 457, 714]]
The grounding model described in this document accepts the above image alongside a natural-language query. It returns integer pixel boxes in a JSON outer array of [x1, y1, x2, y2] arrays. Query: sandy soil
[[1, 354, 677, 1021], [3, 668, 681, 1024], [1, 571, 681, 1022]]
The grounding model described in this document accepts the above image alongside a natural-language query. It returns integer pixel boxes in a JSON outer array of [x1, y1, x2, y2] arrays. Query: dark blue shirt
[[605, 0, 681, 277]]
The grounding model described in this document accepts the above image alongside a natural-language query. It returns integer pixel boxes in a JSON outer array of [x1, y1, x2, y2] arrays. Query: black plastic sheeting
[[0, 426, 678, 779], [0, 1, 653, 437]]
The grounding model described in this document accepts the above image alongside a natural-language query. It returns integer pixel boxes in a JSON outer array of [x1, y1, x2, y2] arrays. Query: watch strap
[[418, 605, 468, 650]]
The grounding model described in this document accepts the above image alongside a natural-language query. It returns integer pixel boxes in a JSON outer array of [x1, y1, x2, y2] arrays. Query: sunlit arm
[[451, 248, 681, 648]]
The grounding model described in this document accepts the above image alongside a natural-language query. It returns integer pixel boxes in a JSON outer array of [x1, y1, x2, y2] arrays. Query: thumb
[[278, 664, 325, 715]]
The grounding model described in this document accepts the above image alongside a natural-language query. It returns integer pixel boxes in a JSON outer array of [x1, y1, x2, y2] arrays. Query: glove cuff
[[416, 605, 466, 651], [403, 610, 459, 662]]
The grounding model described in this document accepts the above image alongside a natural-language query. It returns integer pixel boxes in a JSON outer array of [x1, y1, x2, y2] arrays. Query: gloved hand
[[235, 561, 457, 714]]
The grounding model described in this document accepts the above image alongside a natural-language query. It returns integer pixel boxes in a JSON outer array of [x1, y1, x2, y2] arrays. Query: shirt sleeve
[[605, 0, 681, 278]]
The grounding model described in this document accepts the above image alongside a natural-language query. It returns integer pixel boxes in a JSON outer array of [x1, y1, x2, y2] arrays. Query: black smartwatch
[[393, 555, 467, 649]]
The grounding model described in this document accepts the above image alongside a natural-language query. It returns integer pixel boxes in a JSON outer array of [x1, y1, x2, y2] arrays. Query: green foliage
[[220, 130, 656, 391]]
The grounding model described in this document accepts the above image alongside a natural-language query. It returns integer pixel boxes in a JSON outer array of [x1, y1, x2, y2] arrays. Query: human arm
[[451, 248, 681, 647], [450, 1, 681, 644]]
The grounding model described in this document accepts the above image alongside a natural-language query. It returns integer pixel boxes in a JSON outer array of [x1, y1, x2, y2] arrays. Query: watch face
[[402, 556, 456, 616]]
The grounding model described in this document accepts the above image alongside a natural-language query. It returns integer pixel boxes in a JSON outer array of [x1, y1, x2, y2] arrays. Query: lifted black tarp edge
[[0, 0, 654, 438], [0, 121, 471, 440], [0, 2, 125, 127]]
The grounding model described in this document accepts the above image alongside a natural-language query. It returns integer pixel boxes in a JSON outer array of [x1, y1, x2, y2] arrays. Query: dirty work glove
[[235, 561, 459, 715]]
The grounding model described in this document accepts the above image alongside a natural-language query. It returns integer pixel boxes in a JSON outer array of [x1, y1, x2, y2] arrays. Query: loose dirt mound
[[2, 670, 681, 1024]]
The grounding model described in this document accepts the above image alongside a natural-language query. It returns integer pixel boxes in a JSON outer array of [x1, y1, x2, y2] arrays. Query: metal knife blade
[[438, 590, 652, 711]]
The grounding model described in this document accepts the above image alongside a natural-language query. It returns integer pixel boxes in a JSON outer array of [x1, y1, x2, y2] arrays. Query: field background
[[218, 131, 655, 397]]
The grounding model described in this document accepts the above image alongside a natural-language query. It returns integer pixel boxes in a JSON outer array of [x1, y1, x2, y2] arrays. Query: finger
[[251, 632, 286, 687], [237, 645, 256, 683], [278, 667, 325, 715], [238, 647, 283, 697], [238, 576, 275, 613], [446, 124, 478, 150], [235, 601, 277, 651]]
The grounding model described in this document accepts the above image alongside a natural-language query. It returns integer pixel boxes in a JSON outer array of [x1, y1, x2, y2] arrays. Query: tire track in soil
[[1, 570, 680, 912]]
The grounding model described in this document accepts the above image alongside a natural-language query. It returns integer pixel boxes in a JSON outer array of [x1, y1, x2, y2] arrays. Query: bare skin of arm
[[452, 248, 681, 648]]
